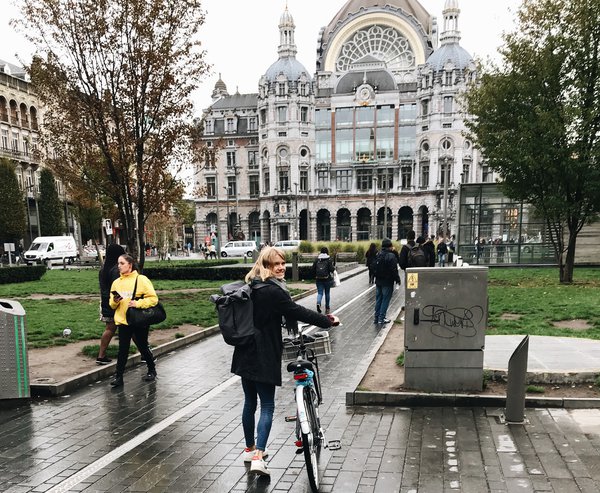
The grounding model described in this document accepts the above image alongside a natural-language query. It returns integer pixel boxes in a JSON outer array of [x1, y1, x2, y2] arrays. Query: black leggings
[[115, 324, 155, 377]]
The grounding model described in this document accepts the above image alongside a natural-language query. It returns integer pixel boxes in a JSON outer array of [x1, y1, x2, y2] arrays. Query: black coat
[[231, 279, 333, 386], [99, 265, 120, 318]]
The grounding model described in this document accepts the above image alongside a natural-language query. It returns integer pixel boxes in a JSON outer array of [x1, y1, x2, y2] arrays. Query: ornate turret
[[211, 73, 228, 102]]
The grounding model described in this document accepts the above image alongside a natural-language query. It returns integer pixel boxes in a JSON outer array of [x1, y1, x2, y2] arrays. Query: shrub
[[526, 385, 545, 394], [0, 265, 46, 284], [396, 352, 404, 367], [299, 241, 314, 253]]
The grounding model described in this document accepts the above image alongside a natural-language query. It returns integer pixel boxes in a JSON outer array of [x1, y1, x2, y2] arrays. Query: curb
[[30, 265, 368, 397], [346, 390, 600, 409]]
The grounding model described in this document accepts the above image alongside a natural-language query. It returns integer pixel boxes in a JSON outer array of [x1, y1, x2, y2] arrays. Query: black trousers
[[115, 324, 155, 377]]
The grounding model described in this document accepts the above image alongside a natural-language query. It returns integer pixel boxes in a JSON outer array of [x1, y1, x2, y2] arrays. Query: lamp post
[[234, 164, 240, 236], [293, 182, 299, 239], [442, 156, 449, 238], [372, 175, 378, 239], [383, 168, 389, 239], [223, 186, 231, 240]]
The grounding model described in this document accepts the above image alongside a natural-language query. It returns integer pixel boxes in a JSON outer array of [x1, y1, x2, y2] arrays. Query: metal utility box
[[404, 267, 488, 392], [0, 299, 30, 400]]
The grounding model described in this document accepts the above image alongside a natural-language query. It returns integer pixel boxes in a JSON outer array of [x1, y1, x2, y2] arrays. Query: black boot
[[143, 370, 157, 382], [110, 375, 123, 387], [316, 304, 321, 313]]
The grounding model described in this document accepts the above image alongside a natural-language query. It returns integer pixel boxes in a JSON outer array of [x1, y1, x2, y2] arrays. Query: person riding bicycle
[[232, 246, 339, 477]]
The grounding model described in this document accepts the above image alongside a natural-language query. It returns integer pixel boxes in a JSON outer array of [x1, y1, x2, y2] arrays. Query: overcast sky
[[2, 0, 522, 116]]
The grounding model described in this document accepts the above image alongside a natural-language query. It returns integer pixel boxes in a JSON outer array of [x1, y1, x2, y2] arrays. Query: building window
[[420, 164, 429, 188], [300, 170, 308, 192], [336, 170, 352, 191], [299, 83, 307, 96], [11, 132, 19, 152], [1, 129, 8, 149], [248, 151, 258, 169], [482, 165, 492, 182], [260, 109, 267, 125], [248, 117, 257, 131], [226, 118, 235, 133], [278, 131, 287, 137], [440, 162, 452, 185], [263, 170, 270, 193], [278, 83, 286, 96], [278, 170, 289, 192], [462, 163, 471, 183], [399, 103, 416, 122], [226, 151, 236, 167], [227, 139, 235, 147], [206, 177, 215, 198], [227, 176, 237, 196], [300, 106, 308, 123], [317, 170, 328, 190], [421, 99, 429, 116], [356, 169, 373, 191], [23, 139, 29, 156], [445, 71, 453, 85], [277, 106, 287, 123], [249, 175, 260, 197], [401, 166, 412, 189], [377, 169, 393, 190], [205, 119, 214, 133], [441, 139, 452, 151], [443, 96, 453, 114]]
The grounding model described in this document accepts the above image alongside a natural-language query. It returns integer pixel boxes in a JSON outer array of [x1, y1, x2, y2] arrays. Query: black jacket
[[398, 241, 416, 271], [312, 254, 335, 282], [231, 279, 332, 386], [374, 248, 401, 286], [422, 241, 436, 267], [99, 265, 120, 318]]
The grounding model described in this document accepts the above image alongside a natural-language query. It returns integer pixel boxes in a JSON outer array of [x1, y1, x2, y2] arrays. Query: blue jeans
[[374, 283, 394, 322], [241, 378, 276, 451], [316, 280, 331, 309], [438, 253, 446, 267]]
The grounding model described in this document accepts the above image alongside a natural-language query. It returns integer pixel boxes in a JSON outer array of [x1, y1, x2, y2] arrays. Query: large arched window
[[336, 25, 414, 73]]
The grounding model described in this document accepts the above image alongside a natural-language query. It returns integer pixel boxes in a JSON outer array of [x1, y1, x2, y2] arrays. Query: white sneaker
[[242, 448, 269, 463], [249, 457, 270, 476]]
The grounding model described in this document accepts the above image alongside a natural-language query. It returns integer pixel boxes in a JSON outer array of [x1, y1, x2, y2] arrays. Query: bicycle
[[283, 324, 341, 492]]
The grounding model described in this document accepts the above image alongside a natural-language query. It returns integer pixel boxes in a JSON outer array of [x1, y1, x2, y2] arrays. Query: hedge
[[0, 265, 47, 284], [143, 263, 318, 281]]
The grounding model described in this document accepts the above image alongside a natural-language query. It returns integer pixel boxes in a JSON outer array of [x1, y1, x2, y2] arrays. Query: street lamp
[[372, 175, 378, 239], [442, 156, 449, 238], [223, 186, 231, 239], [293, 182, 299, 240], [383, 169, 389, 239], [204, 149, 221, 259]]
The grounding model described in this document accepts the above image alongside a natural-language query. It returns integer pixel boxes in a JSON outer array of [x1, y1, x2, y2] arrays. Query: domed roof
[[323, 0, 431, 46], [264, 57, 311, 82], [280, 7, 294, 26], [425, 43, 472, 71]]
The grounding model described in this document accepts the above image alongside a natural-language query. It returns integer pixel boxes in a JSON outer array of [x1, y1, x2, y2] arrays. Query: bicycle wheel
[[302, 386, 322, 492]]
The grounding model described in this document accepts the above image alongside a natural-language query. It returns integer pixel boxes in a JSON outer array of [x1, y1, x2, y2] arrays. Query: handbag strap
[[131, 274, 139, 300]]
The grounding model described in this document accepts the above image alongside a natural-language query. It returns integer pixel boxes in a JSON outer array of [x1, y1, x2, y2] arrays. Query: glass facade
[[457, 183, 554, 265]]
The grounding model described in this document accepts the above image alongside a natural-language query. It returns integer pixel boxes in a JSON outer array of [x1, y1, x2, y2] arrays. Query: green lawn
[[6, 266, 600, 348]]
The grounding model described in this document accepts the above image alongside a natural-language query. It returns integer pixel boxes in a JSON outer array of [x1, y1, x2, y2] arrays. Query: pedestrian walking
[[437, 238, 448, 267], [365, 242, 378, 284], [312, 246, 335, 314], [373, 238, 401, 325], [232, 246, 339, 476], [399, 230, 427, 270], [417, 235, 436, 267], [448, 234, 456, 265], [109, 254, 158, 387], [96, 243, 125, 365]]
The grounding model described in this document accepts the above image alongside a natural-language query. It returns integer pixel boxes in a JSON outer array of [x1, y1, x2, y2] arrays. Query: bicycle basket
[[282, 331, 332, 361]]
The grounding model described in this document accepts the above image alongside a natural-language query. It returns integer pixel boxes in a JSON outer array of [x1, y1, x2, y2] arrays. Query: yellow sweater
[[109, 271, 158, 326]]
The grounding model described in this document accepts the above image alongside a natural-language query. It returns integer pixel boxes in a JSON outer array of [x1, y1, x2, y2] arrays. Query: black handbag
[[126, 275, 167, 326]]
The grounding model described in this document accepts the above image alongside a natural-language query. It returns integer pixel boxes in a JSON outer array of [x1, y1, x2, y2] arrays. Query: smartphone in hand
[[111, 291, 121, 300]]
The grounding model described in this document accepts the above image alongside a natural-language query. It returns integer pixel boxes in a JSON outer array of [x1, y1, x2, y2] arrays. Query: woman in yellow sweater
[[109, 253, 158, 387]]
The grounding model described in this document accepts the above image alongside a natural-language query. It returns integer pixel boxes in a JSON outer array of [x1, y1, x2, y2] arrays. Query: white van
[[273, 240, 301, 251], [24, 236, 78, 265], [220, 241, 257, 258]]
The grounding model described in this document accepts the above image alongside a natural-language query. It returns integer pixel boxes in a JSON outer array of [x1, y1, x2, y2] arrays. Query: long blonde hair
[[245, 246, 286, 283]]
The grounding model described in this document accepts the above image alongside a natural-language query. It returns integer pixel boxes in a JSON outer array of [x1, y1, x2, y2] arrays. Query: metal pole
[[34, 194, 41, 237], [294, 182, 299, 240], [383, 169, 388, 239], [224, 186, 230, 240], [505, 335, 529, 423], [210, 150, 222, 259], [372, 175, 377, 239], [235, 165, 240, 236], [443, 157, 448, 239], [306, 187, 310, 242]]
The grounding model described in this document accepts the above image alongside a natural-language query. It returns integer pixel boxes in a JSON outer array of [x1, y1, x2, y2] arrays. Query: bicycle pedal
[[327, 440, 341, 450], [284, 415, 297, 422]]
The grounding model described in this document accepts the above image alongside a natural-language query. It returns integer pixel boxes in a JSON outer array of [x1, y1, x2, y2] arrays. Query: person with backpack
[[417, 236, 436, 267], [232, 246, 339, 476], [373, 238, 401, 325], [312, 246, 335, 314], [398, 230, 428, 271]]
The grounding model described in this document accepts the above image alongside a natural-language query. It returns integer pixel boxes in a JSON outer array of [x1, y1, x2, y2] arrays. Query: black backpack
[[374, 250, 394, 278], [314, 258, 330, 280], [407, 244, 427, 267], [210, 281, 265, 346]]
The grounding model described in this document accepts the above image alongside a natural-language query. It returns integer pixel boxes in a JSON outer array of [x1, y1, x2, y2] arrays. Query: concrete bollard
[[505, 335, 529, 423]]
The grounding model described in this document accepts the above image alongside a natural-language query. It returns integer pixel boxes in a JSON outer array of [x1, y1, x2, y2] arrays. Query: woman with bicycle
[[232, 246, 339, 476]]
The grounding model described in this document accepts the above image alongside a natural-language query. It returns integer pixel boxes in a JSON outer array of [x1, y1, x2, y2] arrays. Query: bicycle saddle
[[286, 360, 314, 373]]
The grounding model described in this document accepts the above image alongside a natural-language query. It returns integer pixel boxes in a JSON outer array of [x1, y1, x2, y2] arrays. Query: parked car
[[273, 240, 301, 251], [220, 241, 257, 258]]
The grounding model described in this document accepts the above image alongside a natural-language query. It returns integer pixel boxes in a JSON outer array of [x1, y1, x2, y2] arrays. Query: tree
[[16, 0, 208, 267], [38, 168, 64, 236], [0, 159, 27, 248], [464, 0, 600, 283]]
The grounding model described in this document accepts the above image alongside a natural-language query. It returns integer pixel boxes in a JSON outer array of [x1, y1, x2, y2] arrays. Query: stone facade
[[195, 0, 491, 246]]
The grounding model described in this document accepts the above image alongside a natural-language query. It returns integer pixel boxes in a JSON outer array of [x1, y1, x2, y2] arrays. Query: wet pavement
[[1, 268, 600, 492]]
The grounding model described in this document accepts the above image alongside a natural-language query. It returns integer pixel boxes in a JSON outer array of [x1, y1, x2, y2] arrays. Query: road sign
[[104, 219, 113, 236]]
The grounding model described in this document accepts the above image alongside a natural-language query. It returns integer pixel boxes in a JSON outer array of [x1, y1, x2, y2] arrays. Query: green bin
[[0, 299, 29, 400]]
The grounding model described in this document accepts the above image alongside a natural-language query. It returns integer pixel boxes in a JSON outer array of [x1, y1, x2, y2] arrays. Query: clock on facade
[[356, 84, 374, 106]]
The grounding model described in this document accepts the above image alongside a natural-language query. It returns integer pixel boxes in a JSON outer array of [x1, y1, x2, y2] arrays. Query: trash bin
[[0, 299, 29, 400]]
